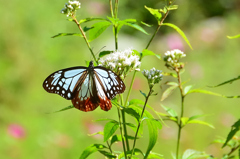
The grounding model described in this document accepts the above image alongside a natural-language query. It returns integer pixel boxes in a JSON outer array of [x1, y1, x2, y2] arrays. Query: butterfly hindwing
[[71, 73, 100, 112], [43, 67, 87, 100]]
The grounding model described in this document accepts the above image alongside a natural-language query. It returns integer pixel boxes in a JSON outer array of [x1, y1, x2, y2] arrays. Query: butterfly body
[[43, 61, 125, 112]]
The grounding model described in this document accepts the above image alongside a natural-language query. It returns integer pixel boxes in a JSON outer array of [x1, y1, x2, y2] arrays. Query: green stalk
[[117, 107, 127, 159], [109, 0, 114, 17], [130, 87, 153, 158], [72, 16, 98, 64], [145, 10, 169, 49], [112, 0, 129, 155], [176, 69, 185, 159], [124, 10, 170, 106], [120, 94, 130, 152]]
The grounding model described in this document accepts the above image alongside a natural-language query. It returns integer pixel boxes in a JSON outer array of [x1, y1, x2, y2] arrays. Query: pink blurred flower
[[7, 124, 26, 139], [167, 34, 184, 51]]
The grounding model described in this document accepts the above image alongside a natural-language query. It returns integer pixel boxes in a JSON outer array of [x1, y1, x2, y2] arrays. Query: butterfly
[[43, 61, 125, 112]]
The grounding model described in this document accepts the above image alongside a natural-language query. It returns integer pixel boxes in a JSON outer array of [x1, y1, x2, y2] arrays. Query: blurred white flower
[[99, 48, 141, 78]]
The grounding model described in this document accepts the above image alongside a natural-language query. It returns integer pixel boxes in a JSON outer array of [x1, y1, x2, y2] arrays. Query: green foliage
[[161, 84, 178, 101], [79, 144, 109, 159], [181, 149, 210, 159], [103, 120, 120, 142], [227, 34, 240, 39], [145, 6, 162, 24], [222, 119, 240, 148], [51, 33, 83, 38], [208, 76, 240, 88], [88, 21, 112, 42], [161, 23, 193, 50]]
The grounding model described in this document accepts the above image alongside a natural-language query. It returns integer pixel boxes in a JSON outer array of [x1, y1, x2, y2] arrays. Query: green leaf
[[182, 149, 210, 159], [162, 72, 178, 78], [181, 117, 189, 127], [79, 17, 107, 24], [88, 21, 111, 42], [162, 23, 193, 50], [161, 85, 178, 101], [51, 33, 83, 38], [186, 89, 240, 98], [140, 90, 147, 98], [99, 50, 113, 58], [103, 120, 119, 142], [187, 119, 215, 128], [227, 34, 240, 39], [48, 105, 74, 114], [141, 21, 153, 27], [110, 134, 122, 145], [222, 119, 240, 148], [148, 152, 164, 159], [167, 5, 178, 11], [144, 119, 159, 158], [98, 150, 117, 158], [79, 144, 107, 159], [123, 19, 148, 34], [88, 131, 103, 137], [208, 76, 240, 88], [161, 105, 178, 118], [189, 114, 212, 121], [142, 49, 161, 59], [145, 6, 162, 23], [124, 107, 141, 121], [184, 85, 193, 95]]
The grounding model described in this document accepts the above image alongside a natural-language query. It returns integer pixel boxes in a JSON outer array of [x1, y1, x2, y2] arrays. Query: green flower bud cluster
[[142, 68, 163, 88]]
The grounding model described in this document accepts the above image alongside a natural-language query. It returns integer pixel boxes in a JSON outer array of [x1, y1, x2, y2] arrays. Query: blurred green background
[[1, 0, 240, 158]]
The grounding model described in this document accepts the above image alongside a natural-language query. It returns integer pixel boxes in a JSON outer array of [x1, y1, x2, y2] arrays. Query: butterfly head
[[89, 61, 94, 69]]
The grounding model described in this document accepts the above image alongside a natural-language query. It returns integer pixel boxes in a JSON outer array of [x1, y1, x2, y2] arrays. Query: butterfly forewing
[[43, 67, 87, 100], [94, 67, 125, 99]]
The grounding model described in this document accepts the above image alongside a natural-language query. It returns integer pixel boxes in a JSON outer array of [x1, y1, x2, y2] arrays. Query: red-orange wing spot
[[72, 97, 99, 112], [99, 97, 112, 111]]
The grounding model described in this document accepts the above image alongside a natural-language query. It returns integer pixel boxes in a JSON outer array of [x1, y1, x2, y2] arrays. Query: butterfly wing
[[43, 66, 87, 100], [94, 66, 125, 111]]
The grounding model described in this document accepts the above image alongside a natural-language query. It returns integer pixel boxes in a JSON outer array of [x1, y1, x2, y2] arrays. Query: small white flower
[[99, 48, 141, 78]]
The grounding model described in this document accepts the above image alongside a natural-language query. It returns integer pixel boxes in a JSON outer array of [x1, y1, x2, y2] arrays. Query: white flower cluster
[[99, 48, 141, 78], [142, 68, 163, 88], [61, 1, 81, 17], [163, 49, 186, 70]]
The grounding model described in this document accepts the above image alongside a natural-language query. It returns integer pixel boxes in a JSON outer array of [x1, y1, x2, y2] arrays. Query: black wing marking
[[43, 66, 87, 100], [94, 66, 125, 99]]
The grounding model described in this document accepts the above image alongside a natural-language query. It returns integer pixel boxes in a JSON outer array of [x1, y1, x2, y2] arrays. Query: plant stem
[[124, 10, 170, 107], [227, 144, 240, 157], [106, 141, 113, 154], [120, 94, 130, 152], [145, 10, 169, 49], [176, 69, 185, 159], [117, 107, 127, 159], [72, 16, 98, 64], [130, 88, 153, 158], [109, 0, 114, 17]]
